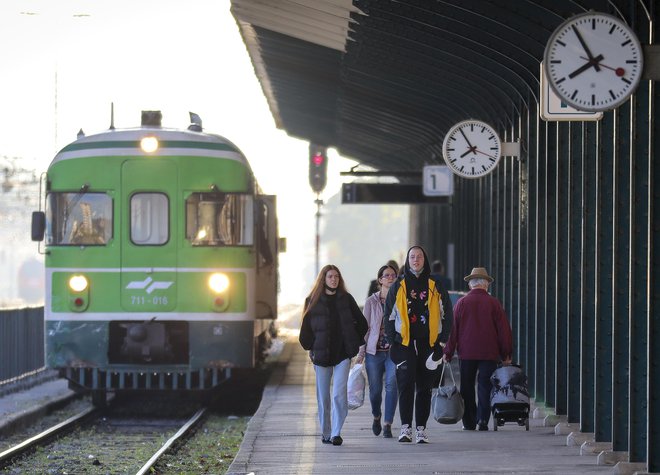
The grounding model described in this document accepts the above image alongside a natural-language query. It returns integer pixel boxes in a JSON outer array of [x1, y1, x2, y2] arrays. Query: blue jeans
[[365, 351, 397, 423], [314, 358, 350, 438]]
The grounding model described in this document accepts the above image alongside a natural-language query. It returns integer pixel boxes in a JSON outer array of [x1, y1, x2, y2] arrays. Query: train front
[[31, 112, 279, 403]]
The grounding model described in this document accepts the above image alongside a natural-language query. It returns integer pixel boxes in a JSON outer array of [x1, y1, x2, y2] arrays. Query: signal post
[[308, 144, 327, 276]]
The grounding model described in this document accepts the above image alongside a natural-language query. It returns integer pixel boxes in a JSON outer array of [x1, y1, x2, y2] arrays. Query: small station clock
[[441, 120, 502, 179], [544, 11, 643, 112]]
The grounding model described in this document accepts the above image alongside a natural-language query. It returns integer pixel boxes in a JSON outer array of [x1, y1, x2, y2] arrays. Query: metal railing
[[0, 307, 44, 383]]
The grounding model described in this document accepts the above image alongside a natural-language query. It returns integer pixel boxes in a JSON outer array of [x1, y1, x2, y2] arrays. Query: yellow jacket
[[392, 278, 443, 347]]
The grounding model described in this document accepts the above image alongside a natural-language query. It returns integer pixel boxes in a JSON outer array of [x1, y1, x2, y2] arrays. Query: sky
[[0, 0, 408, 307]]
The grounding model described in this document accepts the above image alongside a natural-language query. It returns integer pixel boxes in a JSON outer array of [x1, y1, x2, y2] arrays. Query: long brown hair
[[303, 264, 347, 316]]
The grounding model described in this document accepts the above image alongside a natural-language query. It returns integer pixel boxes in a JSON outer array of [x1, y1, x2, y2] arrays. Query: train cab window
[[130, 193, 168, 245], [46, 192, 112, 246], [256, 200, 274, 266], [186, 192, 254, 246]]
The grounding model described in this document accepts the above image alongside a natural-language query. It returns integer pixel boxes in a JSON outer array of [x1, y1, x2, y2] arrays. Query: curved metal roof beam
[[518, 0, 579, 20], [388, 1, 542, 77], [337, 113, 450, 151], [337, 139, 444, 171], [340, 66, 505, 129], [429, 0, 558, 45], [342, 35, 512, 116], [347, 21, 528, 116], [336, 109, 440, 153], [344, 39, 521, 126], [339, 69, 508, 142], [352, 4, 536, 107], [340, 70, 474, 119]]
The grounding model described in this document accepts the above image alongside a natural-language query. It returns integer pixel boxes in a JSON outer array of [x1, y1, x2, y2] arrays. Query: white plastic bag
[[347, 363, 366, 410]]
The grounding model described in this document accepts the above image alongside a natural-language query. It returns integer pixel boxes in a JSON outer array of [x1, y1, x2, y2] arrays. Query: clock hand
[[458, 128, 474, 149], [572, 25, 601, 72], [578, 56, 627, 77], [474, 149, 499, 161], [460, 145, 477, 158], [568, 53, 604, 79]]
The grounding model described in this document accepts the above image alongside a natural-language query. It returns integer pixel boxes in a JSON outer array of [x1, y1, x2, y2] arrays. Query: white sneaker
[[415, 426, 429, 444], [398, 424, 412, 442]]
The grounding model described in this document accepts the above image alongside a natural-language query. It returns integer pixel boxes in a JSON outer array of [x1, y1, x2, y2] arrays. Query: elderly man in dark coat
[[441, 267, 512, 431]]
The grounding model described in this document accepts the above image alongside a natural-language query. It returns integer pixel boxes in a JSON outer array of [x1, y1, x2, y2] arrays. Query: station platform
[[228, 338, 614, 475], [0, 376, 77, 437], [0, 341, 626, 474]]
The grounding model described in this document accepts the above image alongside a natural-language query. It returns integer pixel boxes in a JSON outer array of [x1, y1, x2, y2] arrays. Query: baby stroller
[[490, 364, 530, 431]]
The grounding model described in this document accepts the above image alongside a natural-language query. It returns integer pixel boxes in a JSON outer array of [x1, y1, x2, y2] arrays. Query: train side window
[[186, 192, 254, 246], [46, 192, 112, 246], [256, 200, 273, 266], [130, 192, 168, 245]]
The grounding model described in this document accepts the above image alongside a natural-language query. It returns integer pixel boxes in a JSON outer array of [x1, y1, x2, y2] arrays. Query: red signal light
[[309, 144, 328, 193]]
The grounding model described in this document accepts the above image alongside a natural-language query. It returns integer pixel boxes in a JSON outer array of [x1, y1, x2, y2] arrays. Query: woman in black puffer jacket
[[299, 264, 368, 446]]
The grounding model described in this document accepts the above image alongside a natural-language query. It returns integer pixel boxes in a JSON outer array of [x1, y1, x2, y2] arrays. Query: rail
[[135, 407, 207, 475]]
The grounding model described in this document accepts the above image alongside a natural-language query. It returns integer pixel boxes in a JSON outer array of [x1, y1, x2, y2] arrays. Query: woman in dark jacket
[[299, 265, 368, 446]]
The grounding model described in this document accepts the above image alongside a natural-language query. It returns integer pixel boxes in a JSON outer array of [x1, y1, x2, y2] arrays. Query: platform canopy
[[230, 0, 610, 174]]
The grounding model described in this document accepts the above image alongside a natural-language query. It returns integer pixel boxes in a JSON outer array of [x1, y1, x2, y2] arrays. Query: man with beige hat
[[440, 267, 512, 431]]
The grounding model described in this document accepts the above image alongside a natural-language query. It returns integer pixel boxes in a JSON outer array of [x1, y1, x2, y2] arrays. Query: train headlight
[[209, 273, 231, 312], [68, 274, 90, 311], [69, 275, 89, 292], [140, 136, 159, 153], [209, 273, 230, 293]]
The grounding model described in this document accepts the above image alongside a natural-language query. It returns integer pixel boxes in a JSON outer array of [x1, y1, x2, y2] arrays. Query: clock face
[[544, 12, 643, 112], [442, 120, 502, 179]]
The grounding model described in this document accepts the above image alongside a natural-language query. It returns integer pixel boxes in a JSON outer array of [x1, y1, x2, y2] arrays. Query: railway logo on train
[[31, 110, 282, 406]]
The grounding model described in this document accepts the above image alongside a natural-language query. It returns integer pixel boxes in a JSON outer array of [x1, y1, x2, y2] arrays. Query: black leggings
[[389, 340, 437, 428]]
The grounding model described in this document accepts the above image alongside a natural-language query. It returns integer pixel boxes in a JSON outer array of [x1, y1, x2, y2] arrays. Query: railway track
[[0, 406, 98, 465], [0, 338, 278, 473], [0, 400, 207, 474]]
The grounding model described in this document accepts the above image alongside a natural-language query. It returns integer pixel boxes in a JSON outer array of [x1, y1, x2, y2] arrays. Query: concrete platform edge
[[0, 386, 79, 437], [227, 341, 293, 475]]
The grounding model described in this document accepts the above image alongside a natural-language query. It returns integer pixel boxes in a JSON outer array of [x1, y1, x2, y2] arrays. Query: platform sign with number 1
[[423, 165, 453, 196]]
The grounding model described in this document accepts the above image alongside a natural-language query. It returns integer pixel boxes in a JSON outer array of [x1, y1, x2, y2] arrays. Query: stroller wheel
[[525, 418, 529, 431]]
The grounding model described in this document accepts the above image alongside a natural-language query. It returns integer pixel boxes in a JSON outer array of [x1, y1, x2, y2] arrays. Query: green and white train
[[32, 111, 280, 404]]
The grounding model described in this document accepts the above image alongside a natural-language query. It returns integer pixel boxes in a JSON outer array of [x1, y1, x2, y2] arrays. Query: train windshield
[[131, 192, 169, 245], [46, 192, 112, 245], [185, 192, 254, 246]]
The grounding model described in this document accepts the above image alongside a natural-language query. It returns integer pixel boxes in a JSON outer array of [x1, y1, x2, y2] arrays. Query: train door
[[119, 159, 178, 313], [255, 195, 278, 320]]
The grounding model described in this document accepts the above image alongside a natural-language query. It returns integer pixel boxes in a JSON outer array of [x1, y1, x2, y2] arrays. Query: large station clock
[[544, 11, 644, 112], [442, 120, 502, 179]]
